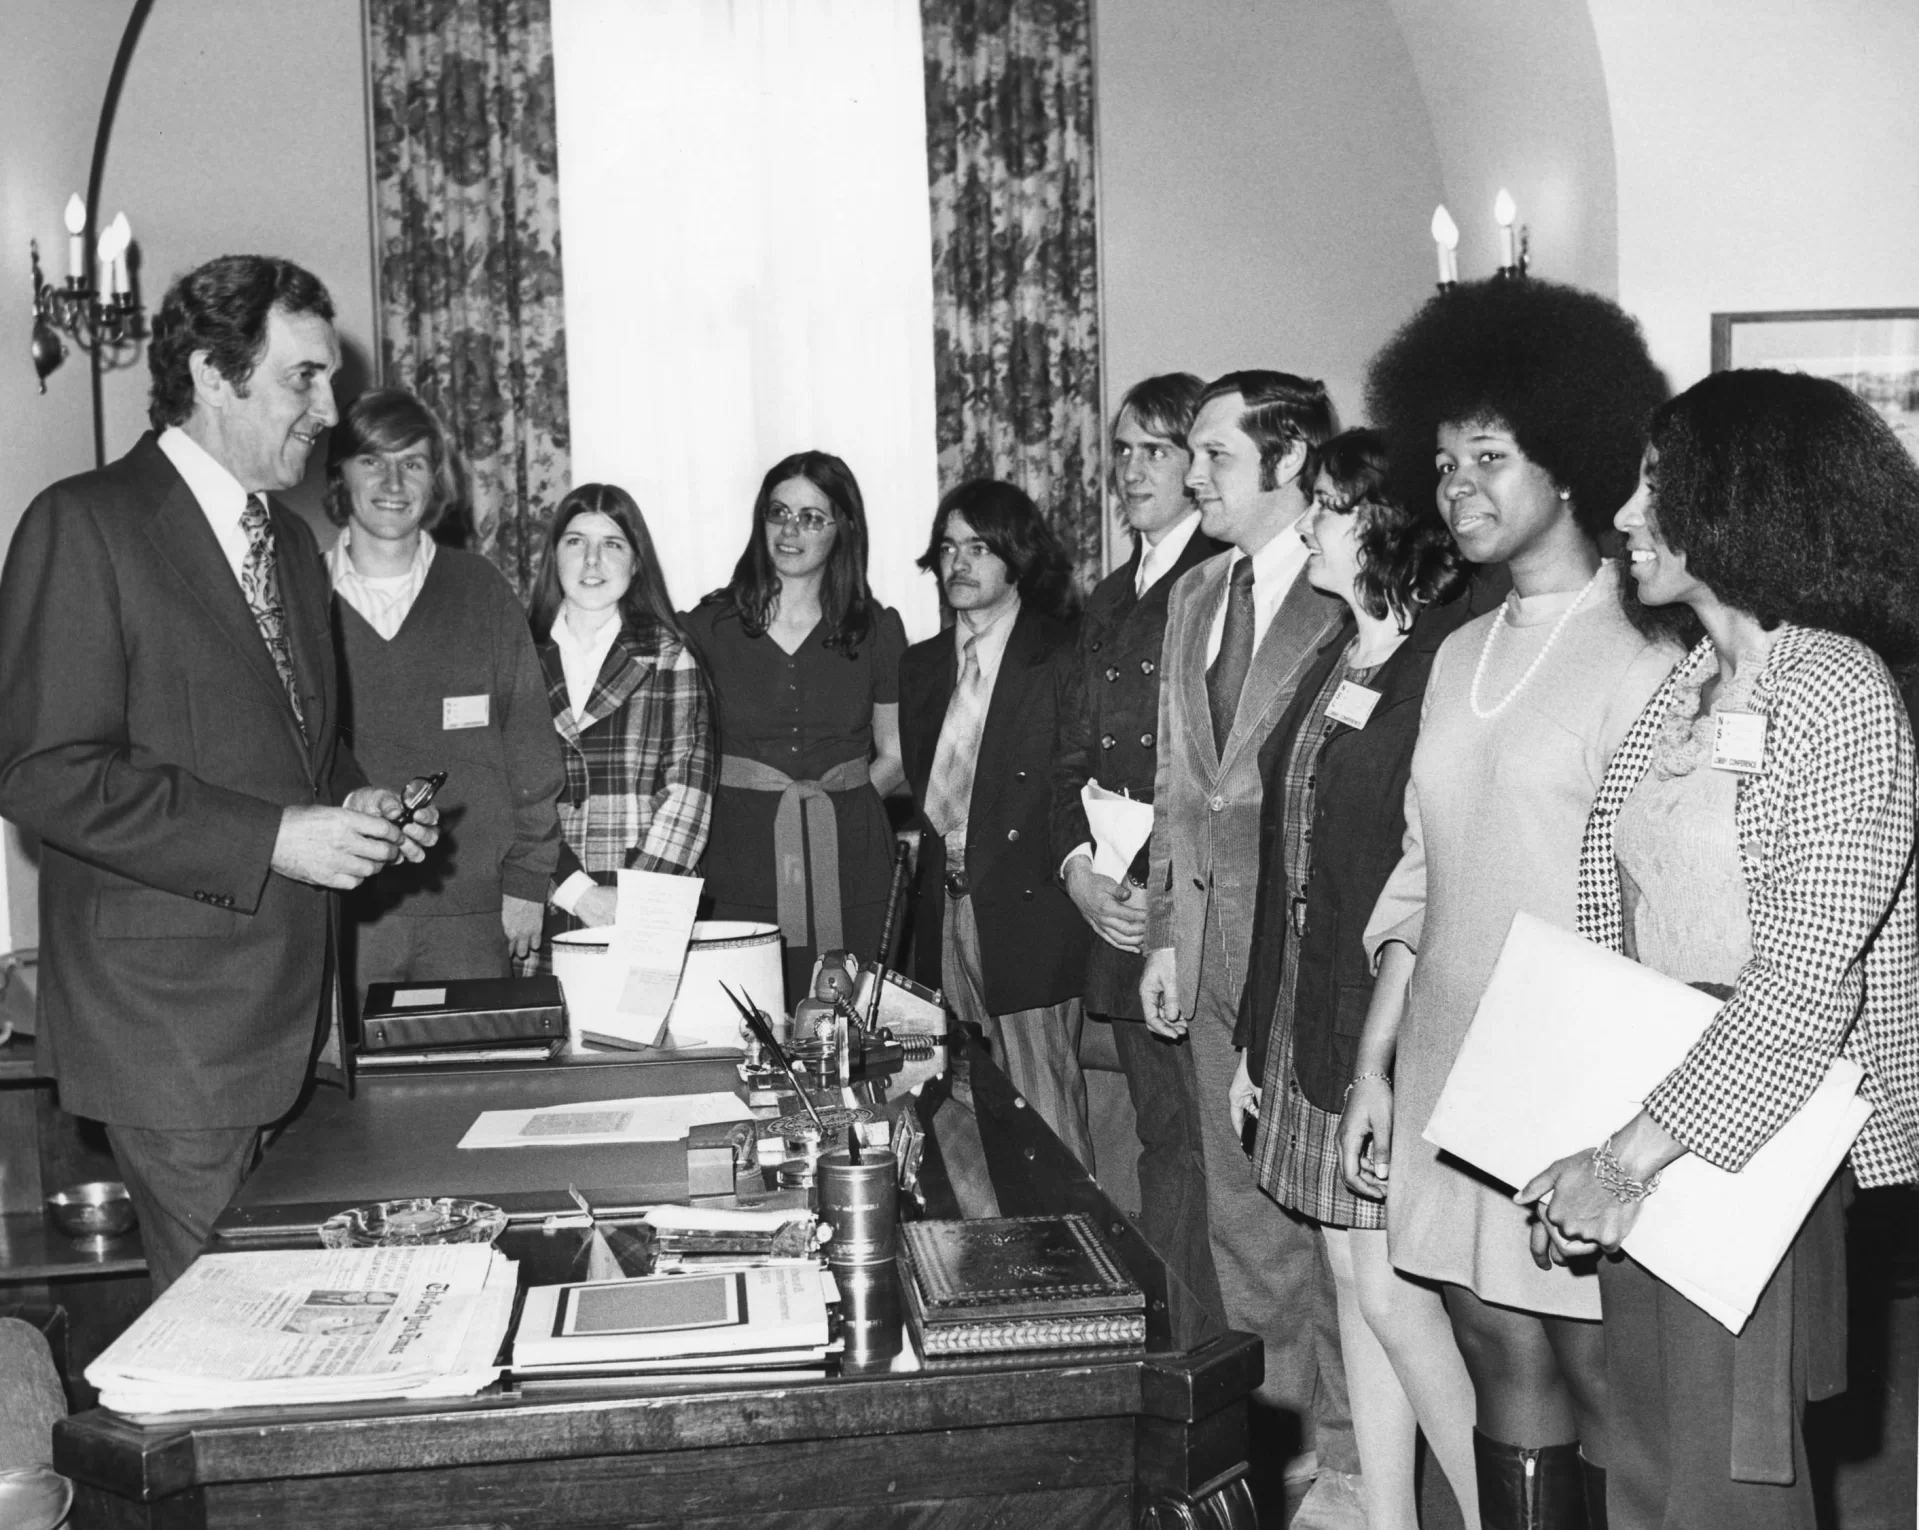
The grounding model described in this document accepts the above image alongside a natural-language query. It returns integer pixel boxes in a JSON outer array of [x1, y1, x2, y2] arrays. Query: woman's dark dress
[[680, 602, 907, 1004]]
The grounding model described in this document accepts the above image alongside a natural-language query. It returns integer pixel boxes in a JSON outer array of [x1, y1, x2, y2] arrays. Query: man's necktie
[[1207, 557, 1257, 744], [923, 635, 986, 852], [239, 496, 307, 735]]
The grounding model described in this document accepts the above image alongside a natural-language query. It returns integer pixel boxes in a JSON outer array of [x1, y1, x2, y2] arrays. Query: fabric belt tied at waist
[[719, 753, 870, 954]]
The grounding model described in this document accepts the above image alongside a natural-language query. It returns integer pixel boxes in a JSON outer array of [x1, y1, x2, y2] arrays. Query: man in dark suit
[[1138, 372, 1361, 1522], [1052, 373, 1227, 1336], [900, 479, 1092, 1167], [0, 255, 436, 1290]]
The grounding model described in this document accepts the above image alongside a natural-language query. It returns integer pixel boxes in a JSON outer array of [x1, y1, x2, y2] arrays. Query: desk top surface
[[60, 1042, 1247, 1498]]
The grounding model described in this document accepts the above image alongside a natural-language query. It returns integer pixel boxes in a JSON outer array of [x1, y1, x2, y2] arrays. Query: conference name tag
[[1711, 711, 1768, 774], [443, 694, 491, 730], [1325, 681, 1382, 730]]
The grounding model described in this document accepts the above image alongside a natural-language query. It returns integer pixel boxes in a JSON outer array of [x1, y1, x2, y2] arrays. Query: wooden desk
[[55, 1042, 1258, 1528]]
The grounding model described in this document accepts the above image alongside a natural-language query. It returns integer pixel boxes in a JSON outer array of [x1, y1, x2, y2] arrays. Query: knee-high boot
[[1473, 1429, 1589, 1530]]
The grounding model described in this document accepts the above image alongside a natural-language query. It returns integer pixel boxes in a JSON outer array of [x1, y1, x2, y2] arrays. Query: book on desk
[[899, 1213, 1146, 1356]]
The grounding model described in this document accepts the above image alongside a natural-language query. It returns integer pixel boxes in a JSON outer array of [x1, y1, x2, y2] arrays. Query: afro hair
[[1364, 278, 1668, 539]]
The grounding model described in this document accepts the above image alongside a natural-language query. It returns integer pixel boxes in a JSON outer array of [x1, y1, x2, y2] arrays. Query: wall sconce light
[[1431, 205, 1460, 290], [29, 195, 144, 393], [1430, 193, 1531, 292], [1493, 188, 1531, 279]]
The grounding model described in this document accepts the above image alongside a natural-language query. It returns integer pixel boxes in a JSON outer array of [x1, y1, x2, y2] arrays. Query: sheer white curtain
[[552, 0, 942, 638]]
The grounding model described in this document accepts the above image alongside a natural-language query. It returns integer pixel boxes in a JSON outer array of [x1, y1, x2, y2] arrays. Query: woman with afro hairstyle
[[1518, 370, 1919, 1530], [1340, 278, 1677, 1529]]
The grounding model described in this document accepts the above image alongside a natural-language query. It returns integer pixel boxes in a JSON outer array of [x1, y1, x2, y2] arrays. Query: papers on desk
[[86, 1244, 517, 1415], [1081, 780, 1155, 883], [1426, 912, 1872, 1333], [511, 1262, 839, 1383], [456, 1091, 756, 1149], [600, 868, 704, 1048]]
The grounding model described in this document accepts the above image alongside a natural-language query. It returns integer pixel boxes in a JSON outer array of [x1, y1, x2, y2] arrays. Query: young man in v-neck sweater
[[325, 391, 562, 1000]]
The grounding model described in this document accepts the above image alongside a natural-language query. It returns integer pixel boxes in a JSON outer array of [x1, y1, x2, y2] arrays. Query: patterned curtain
[[921, 0, 1103, 586], [366, 0, 570, 597]]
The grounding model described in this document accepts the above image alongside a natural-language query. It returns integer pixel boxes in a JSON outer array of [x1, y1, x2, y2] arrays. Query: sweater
[[333, 548, 563, 918]]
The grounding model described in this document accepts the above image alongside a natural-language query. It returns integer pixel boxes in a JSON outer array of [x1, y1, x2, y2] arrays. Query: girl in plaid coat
[[1521, 370, 1919, 1530], [527, 484, 715, 956]]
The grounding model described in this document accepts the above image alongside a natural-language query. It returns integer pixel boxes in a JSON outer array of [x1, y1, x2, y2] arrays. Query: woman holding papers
[[529, 484, 716, 953], [1517, 370, 1919, 1530], [1350, 279, 1677, 1529], [682, 452, 907, 1003], [1233, 428, 1480, 1530]]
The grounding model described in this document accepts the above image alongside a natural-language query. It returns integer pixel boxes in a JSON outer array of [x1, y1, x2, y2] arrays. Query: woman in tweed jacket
[[527, 484, 715, 956], [1520, 371, 1919, 1530]]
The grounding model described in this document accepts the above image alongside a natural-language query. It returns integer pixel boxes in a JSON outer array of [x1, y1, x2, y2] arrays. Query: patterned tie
[[923, 634, 986, 853], [1207, 557, 1257, 744], [239, 496, 307, 735]]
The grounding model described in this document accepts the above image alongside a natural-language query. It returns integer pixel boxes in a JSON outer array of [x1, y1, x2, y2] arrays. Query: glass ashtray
[[319, 1197, 508, 1249]]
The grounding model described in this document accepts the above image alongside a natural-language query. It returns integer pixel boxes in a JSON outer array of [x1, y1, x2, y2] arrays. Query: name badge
[[443, 694, 490, 730], [1325, 681, 1382, 730], [1711, 710, 1767, 773]]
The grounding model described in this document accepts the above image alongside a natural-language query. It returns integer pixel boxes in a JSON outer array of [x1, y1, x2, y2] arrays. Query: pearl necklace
[[1468, 563, 1606, 720]]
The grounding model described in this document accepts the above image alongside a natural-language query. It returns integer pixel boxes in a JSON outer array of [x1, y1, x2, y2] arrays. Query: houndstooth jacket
[[1576, 625, 1919, 1188], [539, 615, 715, 886]]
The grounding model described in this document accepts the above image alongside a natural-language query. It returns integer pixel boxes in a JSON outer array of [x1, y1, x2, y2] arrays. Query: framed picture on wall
[[1712, 307, 1919, 459]]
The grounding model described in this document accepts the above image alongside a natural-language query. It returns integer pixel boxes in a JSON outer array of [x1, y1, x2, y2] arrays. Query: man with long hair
[[900, 479, 1094, 1166]]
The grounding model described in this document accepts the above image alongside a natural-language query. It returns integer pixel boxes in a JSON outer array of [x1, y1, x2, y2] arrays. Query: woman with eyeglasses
[[530, 484, 714, 951], [681, 452, 908, 1004]]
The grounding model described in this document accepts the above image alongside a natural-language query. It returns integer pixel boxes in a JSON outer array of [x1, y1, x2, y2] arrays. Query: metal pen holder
[[818, 1148, 898, 1266]]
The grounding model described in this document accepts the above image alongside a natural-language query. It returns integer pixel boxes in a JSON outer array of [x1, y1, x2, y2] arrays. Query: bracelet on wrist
[[1591, 1134, 1662, 1204], [1343, 1071, 1391, 1103]]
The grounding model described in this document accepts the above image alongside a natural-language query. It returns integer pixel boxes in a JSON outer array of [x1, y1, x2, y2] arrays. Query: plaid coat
[[1576, 626, 1919, 1187], [539, 615, 715, 893]]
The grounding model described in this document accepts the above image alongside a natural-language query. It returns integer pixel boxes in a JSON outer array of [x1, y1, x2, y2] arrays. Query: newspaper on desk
[[86, 1243, 518, 1415]]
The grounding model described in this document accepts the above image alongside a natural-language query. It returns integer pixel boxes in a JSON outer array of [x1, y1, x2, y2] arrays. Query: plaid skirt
[[1251, 978, 1386, 1232]]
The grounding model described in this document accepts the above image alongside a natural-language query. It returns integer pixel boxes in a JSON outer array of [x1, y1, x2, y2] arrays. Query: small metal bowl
[[46, 1180, 137, 1241]]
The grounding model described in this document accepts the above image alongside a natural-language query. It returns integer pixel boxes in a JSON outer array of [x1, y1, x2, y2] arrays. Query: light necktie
[[923, 634, 986, 854], [239, 496, 307, 735], [1207, 557, 1257, 744]]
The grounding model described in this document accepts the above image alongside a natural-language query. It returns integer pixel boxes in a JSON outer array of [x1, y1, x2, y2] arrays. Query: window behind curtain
[[552, 0, 942, 637]]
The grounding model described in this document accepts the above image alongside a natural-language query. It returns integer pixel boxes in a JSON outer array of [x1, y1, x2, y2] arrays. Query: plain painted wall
[[0, 0, 135, 951], [1591, 0, 1919, 389], [1094, 0, 1447, 463], [0, 0, 376, 951], [1388, 0, 1619, 300]]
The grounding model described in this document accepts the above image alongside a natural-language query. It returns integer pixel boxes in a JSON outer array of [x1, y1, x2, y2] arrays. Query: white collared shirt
[[550, 607, 623, 726], [327, 525, 437, 641], [1204, 516, 1310, 665], [158, 426, 254, 586], [1134, 510, 1202, 600]]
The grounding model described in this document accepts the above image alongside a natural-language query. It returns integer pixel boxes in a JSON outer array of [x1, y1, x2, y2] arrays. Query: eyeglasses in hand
[[763, 504, 835, 535]]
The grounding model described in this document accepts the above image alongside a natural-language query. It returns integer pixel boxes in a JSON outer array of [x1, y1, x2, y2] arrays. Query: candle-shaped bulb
[[108, 212, 132, 296], [65, 193, 87, 282], [1494, 188, 1518, 268], [1431, 204, 1459, 284]]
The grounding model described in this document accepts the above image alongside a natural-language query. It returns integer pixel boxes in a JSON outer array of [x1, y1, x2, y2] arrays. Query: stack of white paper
[[456, 1090, 756, 1149], [87, 1244, 518, 1414], [1425, 912, 1873, 1332]]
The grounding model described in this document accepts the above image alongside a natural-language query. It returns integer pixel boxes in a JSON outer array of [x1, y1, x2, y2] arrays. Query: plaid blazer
[[539, 616, 715, 885], [1576, 626, 1919, 1187]]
